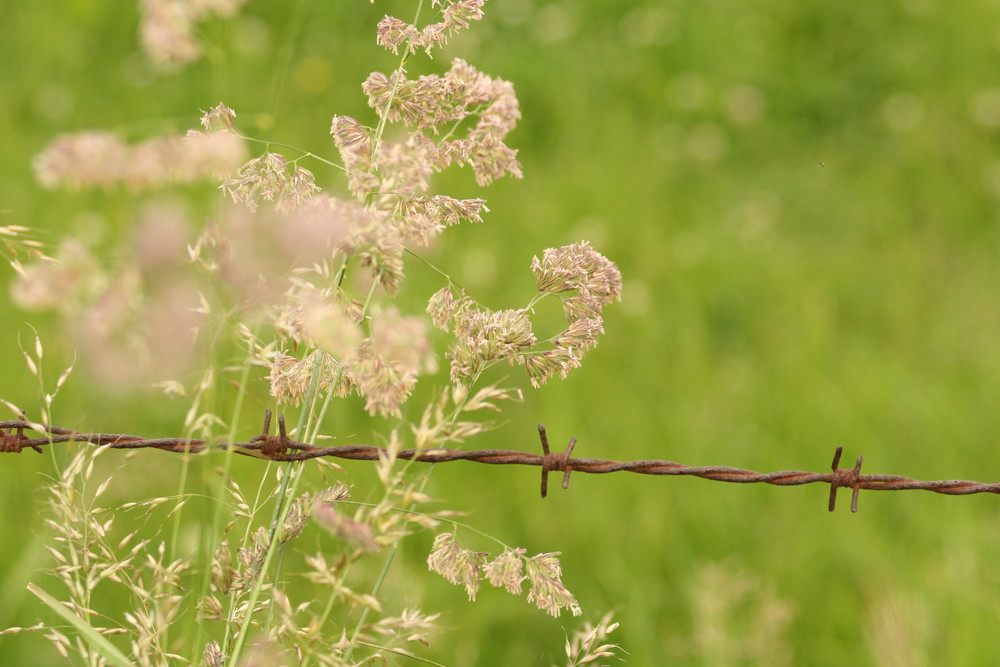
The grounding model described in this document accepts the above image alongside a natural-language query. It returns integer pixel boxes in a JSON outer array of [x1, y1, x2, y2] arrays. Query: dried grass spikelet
[[33, 128, 246, 190], [140, 0, 250, 68], [532, 241, 623, 305], [330, 115, 378, 198], [278, 284, 363, 357], [361, 58, 522, 185], [524, 552, 581, 617], [376, 1, 486, 56], [222, 152, 320, 213], [428, 533, 581, 616], [10, 239, 102, 312], [483, 547, 526, 594], [426, 533, 487, 602], [312, 501, 379, 553], [268, 350, 354, 406]]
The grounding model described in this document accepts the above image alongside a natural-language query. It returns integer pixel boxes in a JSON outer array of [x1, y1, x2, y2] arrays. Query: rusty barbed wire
[[2, 410, 999, 512]]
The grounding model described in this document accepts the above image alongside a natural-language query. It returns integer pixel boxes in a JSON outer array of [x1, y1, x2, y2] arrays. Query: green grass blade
[[27, 583, 132, 667]]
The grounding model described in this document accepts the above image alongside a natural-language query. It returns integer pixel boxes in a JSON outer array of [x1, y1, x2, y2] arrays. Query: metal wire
[[2, 411, 998, 512]]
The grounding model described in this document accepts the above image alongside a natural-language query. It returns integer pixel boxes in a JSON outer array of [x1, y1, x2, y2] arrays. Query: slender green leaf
[[27, 583, 131, 667]]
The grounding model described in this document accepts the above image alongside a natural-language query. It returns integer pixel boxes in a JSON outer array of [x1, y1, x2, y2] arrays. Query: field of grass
[[4, 1, 1000, 665]]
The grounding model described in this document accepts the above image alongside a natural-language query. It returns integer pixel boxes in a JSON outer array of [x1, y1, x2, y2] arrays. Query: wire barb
[[0, 412, 42, 454], [2, 414, 999, 513], [828, 446, 865, 513], [538, 425, 577, 498], [249, 408, 291, 456]]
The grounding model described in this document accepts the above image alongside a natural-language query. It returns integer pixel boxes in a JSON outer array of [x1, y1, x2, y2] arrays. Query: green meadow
[[3, 1, 1000, 664]]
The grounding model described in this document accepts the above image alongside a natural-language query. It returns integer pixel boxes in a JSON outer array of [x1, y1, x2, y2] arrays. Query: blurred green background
[[4, 0, 1000, 664]]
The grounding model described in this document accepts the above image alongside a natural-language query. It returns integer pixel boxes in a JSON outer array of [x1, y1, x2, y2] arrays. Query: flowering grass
[[5, 0, 1000, 665], [2, 2, 624, 665]]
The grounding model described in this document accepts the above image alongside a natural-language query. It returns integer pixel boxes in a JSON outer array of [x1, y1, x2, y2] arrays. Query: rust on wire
[[2, 414, 1000, 512], [1, 412, 43, 454], [538, 424, 576, 498], [250, 409, 294, 457], [828, 445, 864, 513]]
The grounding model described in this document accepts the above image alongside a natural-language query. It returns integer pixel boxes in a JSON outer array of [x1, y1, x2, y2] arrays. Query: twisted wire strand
[[2, 416, 998, 512]]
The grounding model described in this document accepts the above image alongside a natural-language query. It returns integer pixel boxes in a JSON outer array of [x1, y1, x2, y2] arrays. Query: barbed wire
[[2, 410, 999, 512]]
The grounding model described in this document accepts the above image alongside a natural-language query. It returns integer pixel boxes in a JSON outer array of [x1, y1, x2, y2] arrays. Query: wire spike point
[[829, 446, 865, 513], [538, 425, 575, 498]]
